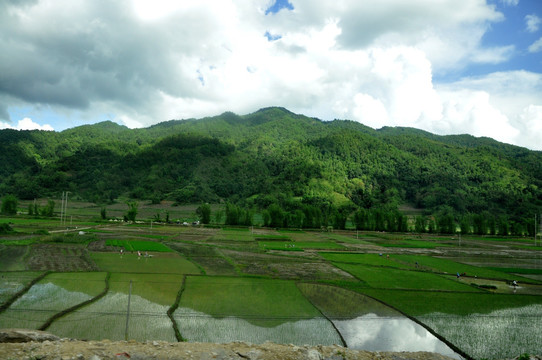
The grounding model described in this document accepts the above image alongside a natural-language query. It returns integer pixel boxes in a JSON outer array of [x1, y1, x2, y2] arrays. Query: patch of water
[[174, 307, 343, 346], [333, 314, 461, 359]]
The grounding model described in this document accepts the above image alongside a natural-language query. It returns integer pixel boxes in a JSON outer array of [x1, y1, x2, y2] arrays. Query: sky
[[0, 0, 541, 149]]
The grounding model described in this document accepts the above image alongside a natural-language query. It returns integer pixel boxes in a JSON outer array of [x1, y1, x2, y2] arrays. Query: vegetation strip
[[295, 282, 347, 347], [0, 271, 50, 315], [167, 275, 187, 342], [39, 272, 111, 331]]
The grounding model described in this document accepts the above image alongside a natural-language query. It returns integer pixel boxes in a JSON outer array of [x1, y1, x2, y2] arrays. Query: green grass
[[179, 276, 322, 326], [334, 263, 480, 292], [105, 239, 172, 252], [90, 252, 201, 274]]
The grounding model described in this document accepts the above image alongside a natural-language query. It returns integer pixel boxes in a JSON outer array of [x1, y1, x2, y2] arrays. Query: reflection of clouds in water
[[334, 314, 460, 359]]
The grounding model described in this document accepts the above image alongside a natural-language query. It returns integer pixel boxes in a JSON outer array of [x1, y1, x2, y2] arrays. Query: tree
[[125, 201, 138, 222], [100, 207, 107, 220], [214, 208, 224, 224], [414, 216, 426, 233], [196, 203, 211, 224], [40, 199, 55, 217], [1, 194, 18, 215]]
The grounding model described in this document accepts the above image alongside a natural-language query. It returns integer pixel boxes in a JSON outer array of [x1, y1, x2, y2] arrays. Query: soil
[[26, 244, 98, 272], [0, 331, 459, 360], [221, 249, 354, 280]]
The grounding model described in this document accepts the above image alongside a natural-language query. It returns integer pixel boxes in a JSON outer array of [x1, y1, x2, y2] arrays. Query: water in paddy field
[[420, 304, 542, 359], [174, 307, 343, 346], [333, 314, 461, 359]]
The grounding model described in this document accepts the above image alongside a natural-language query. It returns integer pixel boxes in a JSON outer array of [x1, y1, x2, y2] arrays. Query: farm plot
[[26, 244, 98, 272], [0, 245, 29, 271], [297, 284, 460, 358], [0, 272, 106, 330], [0, 272, 43, 305], [105, 240, 172, 252], [390, 255, 532, 282], [165, 242, 237, 275], [48, 273, 183, 342], [221, 249, 354, 281], [320, 253, 412, 269], [334, 263, 480, 292], [259, 241, 344, 251], [419, 304, 542, 359], [174, 276, 342, 345], [211, 228, 254, 242], [90, 252, 201, 274]]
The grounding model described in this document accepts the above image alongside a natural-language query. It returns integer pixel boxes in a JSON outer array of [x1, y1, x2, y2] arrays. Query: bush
[[0, 223, 14, 234], [1, 194, 18, 215]]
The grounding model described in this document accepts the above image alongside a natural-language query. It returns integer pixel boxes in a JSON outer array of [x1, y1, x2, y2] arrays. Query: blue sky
[[0, 0, 541, 149]]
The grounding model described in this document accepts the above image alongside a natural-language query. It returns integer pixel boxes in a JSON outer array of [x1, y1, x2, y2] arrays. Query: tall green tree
[[196, 203, 211, 224], [125, 201, 138, 222], [1, 194, 18, 215]]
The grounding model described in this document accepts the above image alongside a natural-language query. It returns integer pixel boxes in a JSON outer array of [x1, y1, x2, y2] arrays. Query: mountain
[[1, 107, 541, 232]]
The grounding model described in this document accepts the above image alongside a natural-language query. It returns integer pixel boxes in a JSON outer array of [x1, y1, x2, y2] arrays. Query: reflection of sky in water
[[334, 314, 461, 359]]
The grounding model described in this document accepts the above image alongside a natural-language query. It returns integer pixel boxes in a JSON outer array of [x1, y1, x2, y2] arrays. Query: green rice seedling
[[108, 273, 184, 306], [334, 263, 480, 292], [90, 252, 201, 274], [419, 304, 542, 359], [48, 292, 176, 342], [174, 307, 342, 346], [178, 276, 322, 327], [44, 272, 107, 297], [105, 240, 172, 252], [392, 255, 533, 282]]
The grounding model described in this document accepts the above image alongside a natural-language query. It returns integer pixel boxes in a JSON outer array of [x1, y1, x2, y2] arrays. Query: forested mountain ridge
[[1, 107, 541, 233]]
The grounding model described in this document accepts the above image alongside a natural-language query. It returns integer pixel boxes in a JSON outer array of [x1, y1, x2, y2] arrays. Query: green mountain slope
[[1, 107, 540, 232]]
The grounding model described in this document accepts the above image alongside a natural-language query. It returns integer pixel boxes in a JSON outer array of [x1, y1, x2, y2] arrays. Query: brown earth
[[0, 329, 458, 360]]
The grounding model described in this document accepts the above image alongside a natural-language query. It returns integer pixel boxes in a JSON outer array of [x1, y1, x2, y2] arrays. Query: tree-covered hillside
[[1, 107, 541, 234]]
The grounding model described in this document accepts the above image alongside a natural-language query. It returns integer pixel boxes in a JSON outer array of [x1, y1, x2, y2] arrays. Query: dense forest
[[1, 107, 541, 235]]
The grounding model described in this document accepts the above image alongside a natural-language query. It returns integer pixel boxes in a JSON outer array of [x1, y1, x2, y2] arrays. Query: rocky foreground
[[0, 329, 459, 360]]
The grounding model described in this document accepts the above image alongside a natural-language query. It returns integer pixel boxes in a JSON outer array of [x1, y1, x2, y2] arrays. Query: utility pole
[[125, 280, 132, 341], [60, 192, 65, 224]]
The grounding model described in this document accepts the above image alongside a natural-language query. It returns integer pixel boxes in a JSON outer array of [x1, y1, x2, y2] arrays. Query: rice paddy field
[[1, 206, 542, 359]]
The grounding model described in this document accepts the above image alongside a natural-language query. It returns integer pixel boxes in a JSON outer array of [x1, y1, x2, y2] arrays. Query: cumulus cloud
[[525, 14, 541, 33], [528, 37, 542, 53], [0, 117, 54, 131], [0, 0, 540, 150]]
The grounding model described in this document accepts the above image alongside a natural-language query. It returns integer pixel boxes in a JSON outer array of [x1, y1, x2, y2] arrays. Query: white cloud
[[0, 117, 54, 131], [436, 71, 542, 149], [501, 0, 519, 6], [525, 14, 541, 33], [1, 0, 541, 150], [528, 37, 542, 53]]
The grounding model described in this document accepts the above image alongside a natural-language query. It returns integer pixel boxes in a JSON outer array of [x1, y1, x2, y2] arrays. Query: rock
[[0, 329, 60, 343]]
